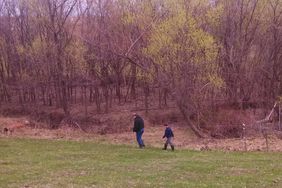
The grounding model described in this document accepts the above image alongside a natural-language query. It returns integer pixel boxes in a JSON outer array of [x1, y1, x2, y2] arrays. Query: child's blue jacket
[[163, 127, 174, 138]]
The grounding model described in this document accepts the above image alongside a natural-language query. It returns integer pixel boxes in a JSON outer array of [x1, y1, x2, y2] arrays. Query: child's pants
[[164, 137, 174, 150], [165, 137, 174, 148]]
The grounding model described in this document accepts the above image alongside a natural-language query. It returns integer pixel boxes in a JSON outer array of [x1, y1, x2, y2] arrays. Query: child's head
[[163, 123, 168, 127]]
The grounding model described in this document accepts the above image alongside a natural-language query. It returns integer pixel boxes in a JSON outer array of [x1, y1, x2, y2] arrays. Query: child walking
[[162, 123, 175, 151]]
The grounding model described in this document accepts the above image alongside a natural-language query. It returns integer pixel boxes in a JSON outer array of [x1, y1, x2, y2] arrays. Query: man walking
[[133, 113, 145, 148]]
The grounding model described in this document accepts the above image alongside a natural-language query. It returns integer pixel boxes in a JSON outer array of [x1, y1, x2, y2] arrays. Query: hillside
[[1, 102, 282, 151]]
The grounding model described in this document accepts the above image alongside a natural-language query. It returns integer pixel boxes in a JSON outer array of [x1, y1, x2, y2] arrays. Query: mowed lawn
[[0, 138, 282, 188]]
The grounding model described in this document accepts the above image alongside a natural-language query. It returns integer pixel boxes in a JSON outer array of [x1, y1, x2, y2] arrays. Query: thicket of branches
[[0, 0, 281, 136]]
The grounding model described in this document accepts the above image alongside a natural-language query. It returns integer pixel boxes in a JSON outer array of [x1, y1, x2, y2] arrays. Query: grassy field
[[0, 138, 282, 188]]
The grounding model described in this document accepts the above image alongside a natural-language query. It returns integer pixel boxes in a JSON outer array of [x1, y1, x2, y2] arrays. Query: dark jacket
[[163, 127, 174, 138], [133, 116, 144, 132]]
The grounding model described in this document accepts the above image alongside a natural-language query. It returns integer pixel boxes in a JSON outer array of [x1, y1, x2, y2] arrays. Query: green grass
[[0, 138, 282, 188]]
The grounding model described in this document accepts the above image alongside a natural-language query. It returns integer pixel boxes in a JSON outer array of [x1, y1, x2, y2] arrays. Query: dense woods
[[0, 0, 281, 136]]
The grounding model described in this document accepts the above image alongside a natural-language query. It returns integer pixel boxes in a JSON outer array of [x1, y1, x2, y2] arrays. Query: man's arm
[[133, 120, 137, 132]]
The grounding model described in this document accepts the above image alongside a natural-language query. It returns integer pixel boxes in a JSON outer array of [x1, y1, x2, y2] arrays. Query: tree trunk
[[95, 87, 101, 113], [144, 83, 149, 114], [178, 103, 206, 138]]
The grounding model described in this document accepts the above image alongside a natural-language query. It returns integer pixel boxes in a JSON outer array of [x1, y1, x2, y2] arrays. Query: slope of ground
[[1, 115, 282, 151], [1, 138, 282, 187]]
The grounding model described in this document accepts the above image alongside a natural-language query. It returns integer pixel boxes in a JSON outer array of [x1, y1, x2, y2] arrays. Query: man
[[133, 113, 145, 148], [162, 123, 175, 151]]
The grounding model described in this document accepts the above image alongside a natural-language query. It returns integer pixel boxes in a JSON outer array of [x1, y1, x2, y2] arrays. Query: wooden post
[[242, 123, 247, 151], [262, 128, 269, 152], [84, 86, 88, 119], [278, 104, 281, 131], [265, 132, 269, 152]]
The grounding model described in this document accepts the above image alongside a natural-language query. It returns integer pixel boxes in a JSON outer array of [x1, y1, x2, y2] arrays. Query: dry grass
[[1, 116, 282, 152]]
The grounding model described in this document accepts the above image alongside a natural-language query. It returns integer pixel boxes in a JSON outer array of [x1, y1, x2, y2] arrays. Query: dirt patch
[[1, 116, 282, 152], [104, 125, 282, 152]]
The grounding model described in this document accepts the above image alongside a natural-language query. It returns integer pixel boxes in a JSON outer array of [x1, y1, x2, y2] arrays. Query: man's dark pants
[[136, 128, 144, 148]]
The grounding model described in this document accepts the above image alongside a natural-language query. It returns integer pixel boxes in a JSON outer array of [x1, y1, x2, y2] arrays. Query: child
[[162, 123, 175, 151]]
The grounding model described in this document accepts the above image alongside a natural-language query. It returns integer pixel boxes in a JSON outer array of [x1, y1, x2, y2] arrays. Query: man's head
[[133, 113, 138, 119], [164, 123, 168, 127]]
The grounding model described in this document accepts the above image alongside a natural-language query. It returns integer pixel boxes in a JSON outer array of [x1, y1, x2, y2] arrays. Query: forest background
[[0, 0, 282, 139]]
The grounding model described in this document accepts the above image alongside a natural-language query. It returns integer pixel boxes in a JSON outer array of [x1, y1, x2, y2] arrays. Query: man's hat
[[133, 113, 138, 117]]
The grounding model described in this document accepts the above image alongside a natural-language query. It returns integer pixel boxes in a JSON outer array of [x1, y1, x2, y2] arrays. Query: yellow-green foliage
[[121, 12, 135, 25], [65, 39, 87, 76], [278, 96, 282, 103], [31, 37, 47, 56], [206, 3, 224, 29], [144, 1, 223, 88], [257, 0, 280, 34], [14, 33, 87, 80], [0, 37, 9, 78], [121, 0, 156, 30]]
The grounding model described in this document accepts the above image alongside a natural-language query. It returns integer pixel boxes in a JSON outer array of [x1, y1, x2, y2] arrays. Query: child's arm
[[162, 128, 167, 138]]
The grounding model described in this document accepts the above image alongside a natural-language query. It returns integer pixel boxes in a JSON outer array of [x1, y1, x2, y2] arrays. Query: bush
[[211, 124, 243, 138], [148, 110, 181, 125]]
